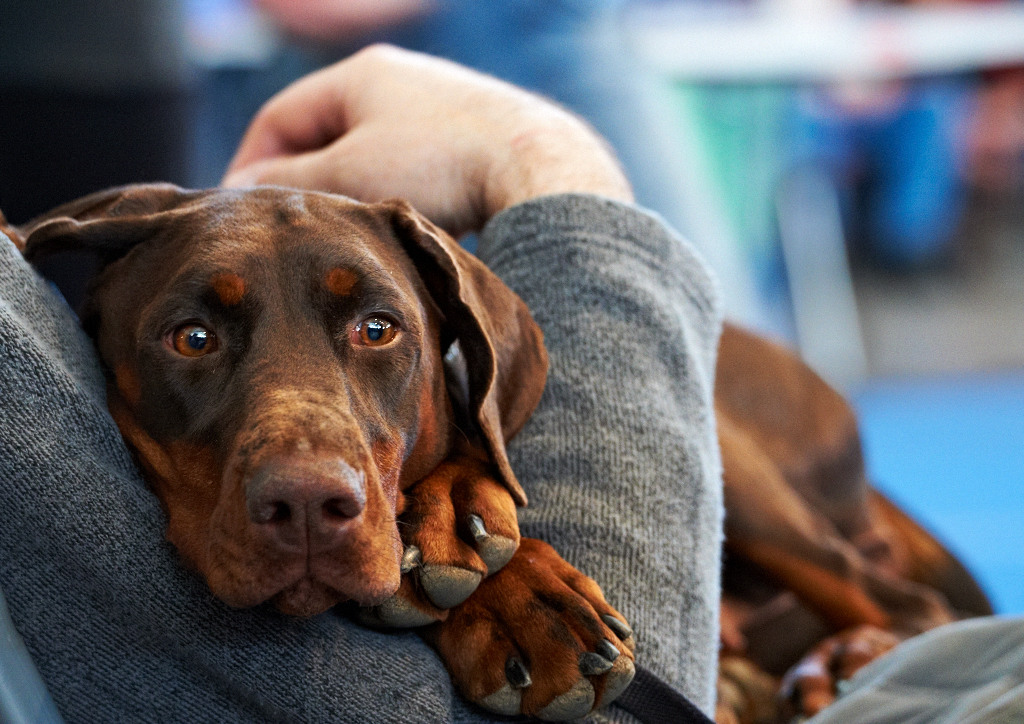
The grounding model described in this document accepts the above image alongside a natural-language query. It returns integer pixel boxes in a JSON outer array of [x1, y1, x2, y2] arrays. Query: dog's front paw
[[359, 454, 520, 627], [432, 538, 636, 721], [779, 625, 900, 718]]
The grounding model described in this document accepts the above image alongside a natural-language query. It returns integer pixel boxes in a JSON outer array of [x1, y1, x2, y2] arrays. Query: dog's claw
[[466, 514, 516, 574], [579, 651, 615, 676], [537, 679, 595, 721], [505, 655, 533, 689], [419, 563, 482, 609], [467, 513, 488, 542], [596, 655, 636, 709], [596, 638, 620, 662], [601, 614, 632, 641], [400, 545, 422, 574]]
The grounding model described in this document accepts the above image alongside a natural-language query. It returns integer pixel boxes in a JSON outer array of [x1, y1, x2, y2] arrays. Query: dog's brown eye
[[353, 316, 397, 347], [172, 324, 218, 357]]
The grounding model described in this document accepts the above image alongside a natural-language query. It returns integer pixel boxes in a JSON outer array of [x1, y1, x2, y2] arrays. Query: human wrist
[[480, 109, 633, 219]]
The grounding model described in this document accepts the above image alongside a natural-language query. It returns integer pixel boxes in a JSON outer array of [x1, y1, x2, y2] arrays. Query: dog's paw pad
[[537, 678, 595, 721], [478, 683, 522, 716], [597, 655, 635, 709], [476, 534, 516, 574], [419, 563, 482, 609], [358, 594, 438, 628]]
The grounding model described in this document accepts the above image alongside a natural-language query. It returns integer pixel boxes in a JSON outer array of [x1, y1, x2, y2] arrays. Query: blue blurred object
[[789, 77, 976, 271], [0, 588, 64, 724], [853, 372, 1024, 615]]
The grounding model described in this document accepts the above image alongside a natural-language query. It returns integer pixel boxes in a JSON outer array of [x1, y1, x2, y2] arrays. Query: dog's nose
[[246, 458, 366, 551]]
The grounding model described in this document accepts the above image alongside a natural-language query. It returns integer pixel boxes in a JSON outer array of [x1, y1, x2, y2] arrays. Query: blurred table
[[627, 4, 1024, 82]]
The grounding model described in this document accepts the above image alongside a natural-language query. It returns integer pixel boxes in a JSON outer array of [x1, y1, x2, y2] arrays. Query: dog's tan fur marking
[[211, 272, 246, 307], [325, 267, 359, 297]]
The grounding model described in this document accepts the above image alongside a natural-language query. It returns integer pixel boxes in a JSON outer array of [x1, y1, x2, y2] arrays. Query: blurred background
[[1, 0, 1022, 612]]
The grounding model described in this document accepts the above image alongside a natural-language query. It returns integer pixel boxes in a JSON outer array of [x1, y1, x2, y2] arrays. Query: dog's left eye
[[352, 316, 398, 347], [171, 324, 219, 357]]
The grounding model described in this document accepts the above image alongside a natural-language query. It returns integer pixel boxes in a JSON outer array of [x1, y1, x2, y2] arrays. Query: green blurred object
[[666, 82, 794, 284]]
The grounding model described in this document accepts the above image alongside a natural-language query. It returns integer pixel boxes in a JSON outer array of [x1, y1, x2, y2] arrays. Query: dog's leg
[[720, 413, 957, 636], [867, 489, 993, 617], [358, 450, 521, 626]]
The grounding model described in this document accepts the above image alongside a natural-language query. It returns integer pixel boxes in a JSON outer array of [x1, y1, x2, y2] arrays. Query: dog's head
[[21, 184, 546, 616]]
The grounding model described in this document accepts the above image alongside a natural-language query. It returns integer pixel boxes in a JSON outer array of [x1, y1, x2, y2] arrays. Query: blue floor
[[852, 372, 1024, 615]]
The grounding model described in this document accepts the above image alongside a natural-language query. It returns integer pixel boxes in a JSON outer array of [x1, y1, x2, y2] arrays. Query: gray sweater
[[0, 194, 722, 723]]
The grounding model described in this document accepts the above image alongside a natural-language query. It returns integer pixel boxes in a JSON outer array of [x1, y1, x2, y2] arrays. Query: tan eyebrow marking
[[325, 267, 359, 297], [210, 272, 246, 307]]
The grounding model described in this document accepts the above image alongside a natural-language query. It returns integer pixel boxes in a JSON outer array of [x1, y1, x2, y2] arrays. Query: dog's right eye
[[352, 315, 399, 347], [171, 324, 219, 358]]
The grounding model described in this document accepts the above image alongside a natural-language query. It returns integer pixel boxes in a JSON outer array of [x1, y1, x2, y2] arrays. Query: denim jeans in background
[[788, 77, 977, 271]]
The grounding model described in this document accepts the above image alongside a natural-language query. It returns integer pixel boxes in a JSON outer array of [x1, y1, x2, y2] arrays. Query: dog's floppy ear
[[0, 209, 25, 251], [384, 199, 548, 507], [19, 183, 204, 265]]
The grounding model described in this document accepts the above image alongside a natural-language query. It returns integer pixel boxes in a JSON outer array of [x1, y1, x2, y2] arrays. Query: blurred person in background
[[908, 0, 1024, 195], [788, 0, 1024, 274], [963, 55, 1024, 195], [228, 0, 701, 241]]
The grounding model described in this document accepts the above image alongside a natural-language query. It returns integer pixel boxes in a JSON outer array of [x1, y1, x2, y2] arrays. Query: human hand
[[222, 45, 632, 235]]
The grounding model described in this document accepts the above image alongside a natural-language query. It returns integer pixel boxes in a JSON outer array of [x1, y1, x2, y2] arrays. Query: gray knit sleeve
[[477, 194, 724, 717]]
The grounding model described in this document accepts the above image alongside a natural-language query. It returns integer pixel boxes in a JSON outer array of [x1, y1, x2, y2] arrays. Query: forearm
[[477, 194, 724, 714]]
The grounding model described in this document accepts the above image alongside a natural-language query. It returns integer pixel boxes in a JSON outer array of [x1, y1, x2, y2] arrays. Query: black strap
[[615, 665, 715, 724]]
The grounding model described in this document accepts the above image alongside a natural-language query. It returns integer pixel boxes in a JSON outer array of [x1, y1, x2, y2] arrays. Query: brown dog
[[13, 183, 636, 721], [714, 325, 992, 722]]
